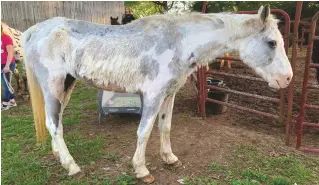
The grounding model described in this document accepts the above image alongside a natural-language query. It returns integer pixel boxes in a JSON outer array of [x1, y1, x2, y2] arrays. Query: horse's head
[[238, 5, 293, 89]]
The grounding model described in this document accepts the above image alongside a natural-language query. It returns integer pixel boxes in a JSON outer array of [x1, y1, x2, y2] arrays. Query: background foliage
[[125, 1, 319, 20]]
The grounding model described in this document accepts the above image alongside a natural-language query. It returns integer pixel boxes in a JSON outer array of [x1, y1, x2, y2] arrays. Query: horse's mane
[[125, 11, 280, 31]]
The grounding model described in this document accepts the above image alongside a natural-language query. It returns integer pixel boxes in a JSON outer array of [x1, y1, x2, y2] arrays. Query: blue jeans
[[1, 63, 16, 102]]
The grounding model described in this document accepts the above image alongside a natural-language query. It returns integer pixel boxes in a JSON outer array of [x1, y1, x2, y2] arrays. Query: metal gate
[[283, 2, 319, 154], [196, 2, 318, 153], [294, 10, 319, 153], [196, 2, 291, 122]]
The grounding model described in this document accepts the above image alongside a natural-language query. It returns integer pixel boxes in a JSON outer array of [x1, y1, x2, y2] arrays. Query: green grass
[[241, 169, 267, 183], [272, 177, 292, 185], [2, 112, 52, 185], [1, 82, 135, 185], [114, 173, 136, 185], [208, 162, 228, 171], [183, 176, 217, 185], [104, 152, 121, 162], [231, 179, 260, 185], [65, 131, 104, 165], [202, 145, 317, 185]]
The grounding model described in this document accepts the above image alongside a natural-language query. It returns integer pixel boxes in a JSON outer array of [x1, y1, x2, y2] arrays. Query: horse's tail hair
[[24, 49, 47, 144]]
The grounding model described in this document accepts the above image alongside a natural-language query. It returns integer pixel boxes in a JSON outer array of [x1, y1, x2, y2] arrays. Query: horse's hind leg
[[158, 93, 181, 166], [43, 75, 80, 176]]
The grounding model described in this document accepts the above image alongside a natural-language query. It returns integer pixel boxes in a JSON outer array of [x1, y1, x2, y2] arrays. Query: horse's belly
[[102, 83, 141, 94], [84, 80, 142, 94]]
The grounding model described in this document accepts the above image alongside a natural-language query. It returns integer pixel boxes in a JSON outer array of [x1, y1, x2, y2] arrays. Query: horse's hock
[[197, 1, 319, 154]]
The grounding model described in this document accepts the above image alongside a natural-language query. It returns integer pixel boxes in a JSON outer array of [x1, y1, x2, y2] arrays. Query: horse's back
[[22, 17, 68, 47], [23, 17, 105, 44], [22, 17, 78, 75]]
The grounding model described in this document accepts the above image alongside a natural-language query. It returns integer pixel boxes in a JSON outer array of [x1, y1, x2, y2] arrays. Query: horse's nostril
[[287, 77, 290, 81]]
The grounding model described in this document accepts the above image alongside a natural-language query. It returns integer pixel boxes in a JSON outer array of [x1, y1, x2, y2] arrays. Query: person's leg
[[1, 65, 10, 110], [8, 63, 17, 106]]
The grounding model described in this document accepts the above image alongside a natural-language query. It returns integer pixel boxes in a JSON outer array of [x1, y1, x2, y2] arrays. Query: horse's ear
[[257, 5, 264, 15], [258, 4, 270, 23]]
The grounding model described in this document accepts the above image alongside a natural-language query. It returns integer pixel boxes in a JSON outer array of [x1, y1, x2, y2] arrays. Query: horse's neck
[[180, 14, 257, 64]]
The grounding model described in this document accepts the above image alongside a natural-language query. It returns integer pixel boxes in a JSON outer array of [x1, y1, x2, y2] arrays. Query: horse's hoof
[[141, 174, 155, 184], [72, 171, 85, 179], [168, 160, 183, 168], [68, 163, 81, 176]]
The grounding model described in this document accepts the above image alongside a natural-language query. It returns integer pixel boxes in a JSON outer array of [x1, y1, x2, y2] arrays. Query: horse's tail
[[23, 26, 47, 143], [25, 63, 46, 143]]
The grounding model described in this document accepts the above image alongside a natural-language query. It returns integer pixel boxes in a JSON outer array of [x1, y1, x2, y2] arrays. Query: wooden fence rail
[[1, 1, 124, 31]]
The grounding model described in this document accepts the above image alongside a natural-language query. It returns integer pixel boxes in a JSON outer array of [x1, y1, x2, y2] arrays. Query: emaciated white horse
[[22, 5, 292, 183]]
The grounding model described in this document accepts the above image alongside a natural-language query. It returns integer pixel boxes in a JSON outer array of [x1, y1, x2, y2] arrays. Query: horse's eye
[[268, 40, 277, 49]]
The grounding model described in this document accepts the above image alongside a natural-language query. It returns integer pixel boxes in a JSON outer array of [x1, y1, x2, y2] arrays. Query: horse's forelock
[[265, 14, 280, 27]]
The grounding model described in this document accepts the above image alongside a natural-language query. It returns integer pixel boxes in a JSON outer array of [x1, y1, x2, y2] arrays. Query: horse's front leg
[[158, 93, 182, 166], [133, 91, 165, 183]]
